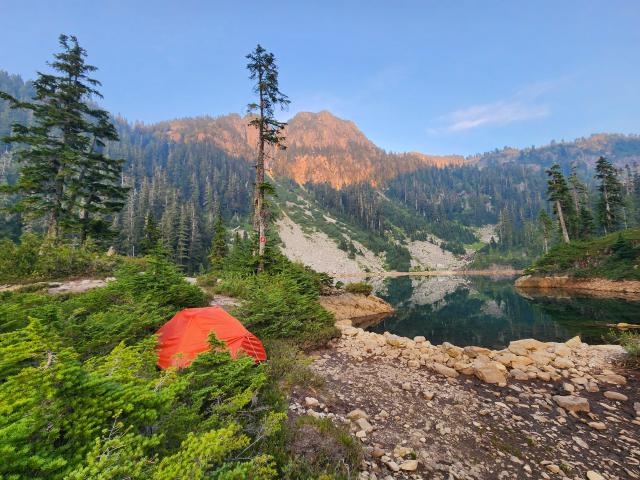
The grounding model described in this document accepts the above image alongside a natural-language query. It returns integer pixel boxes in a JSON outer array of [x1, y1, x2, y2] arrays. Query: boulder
[[432, 363, 459, 379], [565, 336, 582, 349], [473, 359, 507, 384], [494, 351, 516, 366], [552, 395, 590, 413], [509, 368, 529, 381], [510, 355, 534, 368], [529, 350, 554, 366], [552, 357, 575, 369], [509, 338, 546, 351], [463, 346, 492, 358]]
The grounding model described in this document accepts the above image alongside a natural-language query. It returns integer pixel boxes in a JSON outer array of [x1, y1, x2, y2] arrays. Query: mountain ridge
[[145, 110, 466, 188]]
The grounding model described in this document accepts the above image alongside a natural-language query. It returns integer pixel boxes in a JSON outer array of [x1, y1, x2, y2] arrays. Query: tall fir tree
[[545, 164, 572, 243], [567, 163, 591, 239], [139, 212, 162, 255], [246, 44, 290, 271], [0, 34, 126, 241], [209, 215, 228, 270], [595, 156, 624, 234]]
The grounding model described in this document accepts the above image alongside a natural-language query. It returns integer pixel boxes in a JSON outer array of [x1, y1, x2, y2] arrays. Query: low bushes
[[345, 282, 373, 296], [526, 229, 640, 280], [0, 233, 142, 283]]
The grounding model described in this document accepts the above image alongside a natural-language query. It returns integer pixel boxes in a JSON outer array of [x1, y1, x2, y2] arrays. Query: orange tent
[[156, 306, 267, 369]]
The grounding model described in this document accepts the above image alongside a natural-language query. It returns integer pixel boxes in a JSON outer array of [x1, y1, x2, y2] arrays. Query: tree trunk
[[556, 201, 570, 243], [543, 235, 548, 254], [254, 70, 266, 272]]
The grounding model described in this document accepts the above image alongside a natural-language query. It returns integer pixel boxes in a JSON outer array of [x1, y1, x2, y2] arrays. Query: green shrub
[[525, 229, 640, 280], [345, 282, 373, 296], [234, 273, 337, 349], [613, 330, 640, 368], [0, 233, 138, 283]]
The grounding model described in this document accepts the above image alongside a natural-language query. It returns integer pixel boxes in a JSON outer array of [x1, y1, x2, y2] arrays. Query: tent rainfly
[[156, 307, 267, 369]]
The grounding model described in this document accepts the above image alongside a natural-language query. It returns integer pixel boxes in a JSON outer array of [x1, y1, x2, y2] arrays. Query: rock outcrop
[[515, 274, 640, 299], [319, 293, 394, 326]]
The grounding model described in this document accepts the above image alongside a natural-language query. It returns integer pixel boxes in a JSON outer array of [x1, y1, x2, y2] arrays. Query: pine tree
[[246, 44, 290, 271], [208, 215, 228, 270], [545, 164, 572, 243], [567, 163, 591, 239], [0, 34, 126, 241], [139, 212, 161, 255], [595, 156, 624, 234]]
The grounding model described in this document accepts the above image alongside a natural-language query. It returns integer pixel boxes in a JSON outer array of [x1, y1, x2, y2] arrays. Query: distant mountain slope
[[149, 111, 465, 188], [472, 133, 640, 170]]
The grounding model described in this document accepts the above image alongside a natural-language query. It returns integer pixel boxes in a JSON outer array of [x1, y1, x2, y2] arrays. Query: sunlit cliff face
[[153, 110, 466, 189]]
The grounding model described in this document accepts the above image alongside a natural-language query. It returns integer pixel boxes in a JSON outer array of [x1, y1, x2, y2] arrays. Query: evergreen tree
[[578, 204, 596, 239], [0, 35, 126, 241], [139, 212, 161, 255], [246, 44, 290, 271], [545, 164, 572, 243], [595, 156, 624, 234], [208, 215, 228, 270], [567, 163, 590, 239]]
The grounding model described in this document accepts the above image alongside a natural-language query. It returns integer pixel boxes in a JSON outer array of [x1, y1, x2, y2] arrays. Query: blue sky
[[1, 0, 639, 156]]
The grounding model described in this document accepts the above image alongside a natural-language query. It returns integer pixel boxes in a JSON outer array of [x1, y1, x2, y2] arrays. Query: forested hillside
[[3, 69, 640, 272]]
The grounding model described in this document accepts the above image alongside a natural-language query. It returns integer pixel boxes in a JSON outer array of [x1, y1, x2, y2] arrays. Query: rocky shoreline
[[515, 274, 640, 299], [290, 308, 639, 479]]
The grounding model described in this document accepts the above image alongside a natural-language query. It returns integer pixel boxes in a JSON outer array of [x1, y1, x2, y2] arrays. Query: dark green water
[[367, 275, 640, 349]]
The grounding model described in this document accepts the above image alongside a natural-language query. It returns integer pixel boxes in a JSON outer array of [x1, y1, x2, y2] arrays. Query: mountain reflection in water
[[366, 275, 640, 349]]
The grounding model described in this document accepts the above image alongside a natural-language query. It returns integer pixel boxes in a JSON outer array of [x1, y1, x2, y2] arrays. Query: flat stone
[[371, 446, 385, 458], [510, 338, 547, 350], [393, 445, 412, 458], [588, 421, 606, 430], [546, 463, 560, 474], [552, 395, 590, 413], [347, 408, 368, 420], [572, 436, 588, 449], [386, 460, 400, 472], [413, 336, 426, 343], [399, 459, 418, 471], [356, 418, 374, 433], [304, 397, 319, 408], [603, 391, 628, 401], [433, 363, 459, 379], [586, 472, 605, 480], [596, 373, 626, 385]]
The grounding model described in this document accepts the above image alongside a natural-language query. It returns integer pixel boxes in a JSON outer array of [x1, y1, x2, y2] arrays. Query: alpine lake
[[361, 274, 640, 349]]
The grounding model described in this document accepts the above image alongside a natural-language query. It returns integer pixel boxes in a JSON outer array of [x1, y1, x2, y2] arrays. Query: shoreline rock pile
[[337, 324, 627, 390]]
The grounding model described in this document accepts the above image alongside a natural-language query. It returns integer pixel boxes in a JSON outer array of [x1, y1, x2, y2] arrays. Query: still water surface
[[367, 275, 640, 349]]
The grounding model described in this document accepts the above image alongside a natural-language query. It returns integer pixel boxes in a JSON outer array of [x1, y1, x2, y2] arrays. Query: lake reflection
[[367, 275, 640, 349]]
